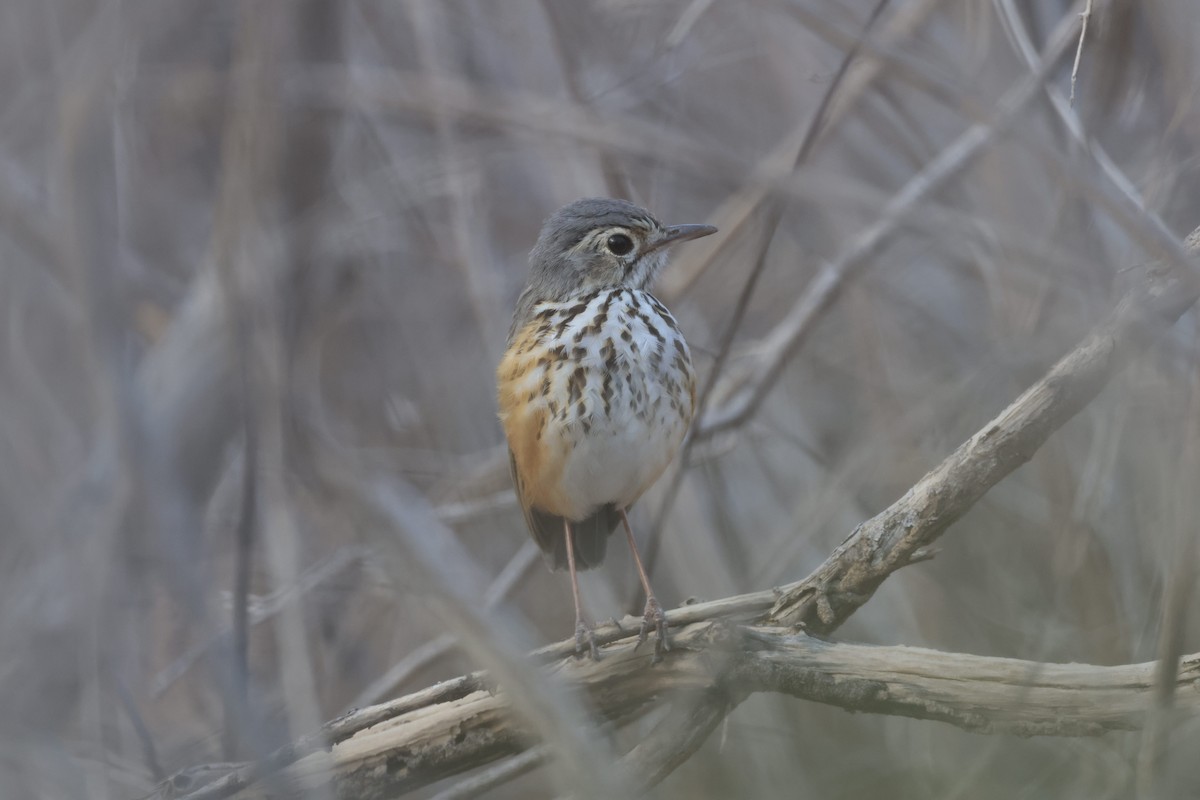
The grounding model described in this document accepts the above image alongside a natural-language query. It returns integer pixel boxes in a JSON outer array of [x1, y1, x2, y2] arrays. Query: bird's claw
[[633, 597, 670, 663], [575, 619, 600, 661]]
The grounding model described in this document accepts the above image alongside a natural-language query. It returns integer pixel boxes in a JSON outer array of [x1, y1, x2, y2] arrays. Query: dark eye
[[606, 233, 634, 256]]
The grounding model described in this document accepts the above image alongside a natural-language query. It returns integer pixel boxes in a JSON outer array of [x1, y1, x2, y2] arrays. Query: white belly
[[554, 374, 691, 516]]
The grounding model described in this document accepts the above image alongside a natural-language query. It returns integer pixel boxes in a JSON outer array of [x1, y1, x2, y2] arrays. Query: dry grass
[[1, 0, 1198, 798]]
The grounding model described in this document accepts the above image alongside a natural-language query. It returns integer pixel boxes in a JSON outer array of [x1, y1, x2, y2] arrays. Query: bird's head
[[525, 197, 716, 301]]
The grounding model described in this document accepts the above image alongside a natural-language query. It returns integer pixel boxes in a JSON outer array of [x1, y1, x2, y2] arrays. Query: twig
[[151, 500, 517, 701], [428, 745, 550, 800], [617, 600, 756, 797], [349, 540, 540, 709], [329, 477, 634, 800], [151, 546, 366, 697], [695, 0, 1088, 441], [1070, 0, 1093, 106], [226, 365, 257, 760], [617, 690, 736, 792], [537, 0, 631, 199], [1135, 363, 1200, 799], [212, 4, 329, 766], [993, 0, 1184, 265], [659, 0, 949, 300], [638, 0, 894, 600], [113, 672, 165, 782], [665, 0, 716, 49], [287, 49, 960, 226], [406, 0, 507, 353], [1136, 502, 1199, 799]]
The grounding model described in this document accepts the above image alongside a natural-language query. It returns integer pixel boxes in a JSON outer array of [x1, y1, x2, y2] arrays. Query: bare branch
[[171, 202, 1200, 798], [694, 0, 1088, 440], [639, 0, 894, 604], [618, 690, 735, 791], [1070, 0, 1094, 105], [349, 540, 539, 710], [767, 220, 1200, 629], [659, 0, 949, 300], [173, 622, 1200, 798], [331, 479, 634, 800], [994, 0, 1181, 260], [427, 745, 549, 800], [1136, 379, 1200, 797]]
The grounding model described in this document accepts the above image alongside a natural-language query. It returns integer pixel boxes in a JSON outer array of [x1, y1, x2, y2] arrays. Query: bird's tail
[[527, 504, 619, 570]]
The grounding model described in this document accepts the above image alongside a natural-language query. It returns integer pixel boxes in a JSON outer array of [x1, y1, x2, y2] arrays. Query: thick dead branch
[[767, 225, 1200, 630], [173, 622, 1200, 798]]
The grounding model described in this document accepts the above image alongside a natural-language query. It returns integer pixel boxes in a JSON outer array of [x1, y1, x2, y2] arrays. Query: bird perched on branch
[[497, 198, 716, 659]]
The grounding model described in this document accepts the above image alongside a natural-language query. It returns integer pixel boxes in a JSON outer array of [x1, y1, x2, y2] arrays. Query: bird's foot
[[634, 597, 670, 663], [575, 618, 600, 661]]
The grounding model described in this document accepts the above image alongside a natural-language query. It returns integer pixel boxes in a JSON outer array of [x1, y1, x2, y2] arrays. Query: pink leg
[[564, 519, 599, 660], [620, 509, 670, 660]]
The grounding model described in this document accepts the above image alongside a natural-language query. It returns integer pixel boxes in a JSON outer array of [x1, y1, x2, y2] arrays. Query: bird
[[497, 198, 716, 660]]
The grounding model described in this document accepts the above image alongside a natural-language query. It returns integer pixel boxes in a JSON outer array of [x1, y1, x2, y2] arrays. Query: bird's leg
[[619, 509, 669, 661], [564, 519, 599, 660]]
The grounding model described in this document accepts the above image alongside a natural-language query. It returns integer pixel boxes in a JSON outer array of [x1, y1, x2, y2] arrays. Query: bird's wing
[[508, 447, 561, 563], [507, 447, 612, 570]]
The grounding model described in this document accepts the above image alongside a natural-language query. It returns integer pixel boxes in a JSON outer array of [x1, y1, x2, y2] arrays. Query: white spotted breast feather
[[498, 287, 696, 523]]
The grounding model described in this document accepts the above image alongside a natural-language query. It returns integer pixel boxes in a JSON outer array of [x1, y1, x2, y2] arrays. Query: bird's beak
[[645, 223, 718, 254]]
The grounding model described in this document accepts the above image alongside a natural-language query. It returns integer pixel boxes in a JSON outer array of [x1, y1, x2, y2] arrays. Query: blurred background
[[1, 0, 1199, 797]]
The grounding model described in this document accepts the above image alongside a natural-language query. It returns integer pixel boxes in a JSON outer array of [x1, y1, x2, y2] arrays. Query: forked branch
[[173, 623, 1200, 799], [173, 211, 1200, 799]]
